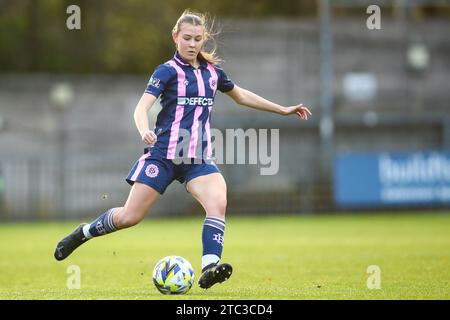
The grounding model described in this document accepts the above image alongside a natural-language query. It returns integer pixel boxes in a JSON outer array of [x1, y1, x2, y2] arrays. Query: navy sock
[[82, 208, 118, 239], [201, 216, 225, 270]]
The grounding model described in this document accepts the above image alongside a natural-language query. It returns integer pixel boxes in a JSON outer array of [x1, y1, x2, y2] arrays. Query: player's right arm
[[136, 64, 174, 145], [134, 92, 158, 145]]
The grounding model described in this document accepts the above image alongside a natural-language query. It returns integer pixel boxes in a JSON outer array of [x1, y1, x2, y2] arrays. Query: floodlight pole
[[319, 0, 334, 179], [50, 83, 74, 219]]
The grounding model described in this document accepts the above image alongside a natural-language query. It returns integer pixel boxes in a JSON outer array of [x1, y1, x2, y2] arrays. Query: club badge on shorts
[[145, 164, 159, 178]]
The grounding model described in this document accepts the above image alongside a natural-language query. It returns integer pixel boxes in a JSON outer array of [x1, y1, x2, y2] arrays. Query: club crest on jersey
[[209, 77, 217, 91], [145, 164, 159, 178]]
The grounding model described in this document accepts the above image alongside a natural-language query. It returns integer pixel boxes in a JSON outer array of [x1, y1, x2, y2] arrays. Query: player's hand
[[282, 104, 312, 120], [141, 129, 157, 145]]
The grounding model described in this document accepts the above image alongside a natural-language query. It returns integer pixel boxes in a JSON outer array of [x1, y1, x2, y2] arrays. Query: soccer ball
[[152, 255, 195, 295]]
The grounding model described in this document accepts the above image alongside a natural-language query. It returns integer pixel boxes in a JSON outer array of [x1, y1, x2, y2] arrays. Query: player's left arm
[[225, 85, 312, 120]]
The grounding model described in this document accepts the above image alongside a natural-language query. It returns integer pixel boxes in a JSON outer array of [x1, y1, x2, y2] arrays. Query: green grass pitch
[[0, 211, 449, 299]]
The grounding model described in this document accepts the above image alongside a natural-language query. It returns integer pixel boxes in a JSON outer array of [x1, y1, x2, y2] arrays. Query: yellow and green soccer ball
[[152, 255, 195, 295]]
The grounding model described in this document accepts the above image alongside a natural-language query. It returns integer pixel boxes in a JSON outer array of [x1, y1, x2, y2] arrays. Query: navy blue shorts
[[126, 149, 220, 194]]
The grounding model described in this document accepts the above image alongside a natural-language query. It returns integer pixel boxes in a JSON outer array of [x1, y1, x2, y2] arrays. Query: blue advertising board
[[334, 151, 450, 206]]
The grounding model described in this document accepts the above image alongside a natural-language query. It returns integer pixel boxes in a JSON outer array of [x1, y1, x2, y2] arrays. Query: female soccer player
[[54, 10, 311, 290]]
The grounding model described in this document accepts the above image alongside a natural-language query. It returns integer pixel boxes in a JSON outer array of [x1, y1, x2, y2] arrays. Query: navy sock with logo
[[82, 208, 118, 239], [201, 216, 226, 270]]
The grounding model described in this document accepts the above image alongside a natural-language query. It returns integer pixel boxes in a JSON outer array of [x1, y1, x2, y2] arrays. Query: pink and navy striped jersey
[[145, 51, 234, 160]]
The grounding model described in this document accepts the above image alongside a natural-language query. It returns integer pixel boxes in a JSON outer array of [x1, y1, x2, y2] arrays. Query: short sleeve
[[216, 67, 235, 93], [144, 64, 174, 97]]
